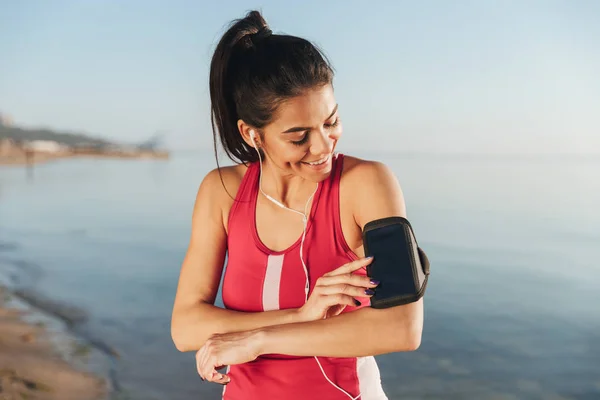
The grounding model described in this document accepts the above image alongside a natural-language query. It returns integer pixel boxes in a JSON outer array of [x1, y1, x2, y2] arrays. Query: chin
[[297, 152, 334, 181]]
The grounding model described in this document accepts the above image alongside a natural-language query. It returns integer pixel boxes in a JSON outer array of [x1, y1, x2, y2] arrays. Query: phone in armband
[[362, 216, 430, 309]]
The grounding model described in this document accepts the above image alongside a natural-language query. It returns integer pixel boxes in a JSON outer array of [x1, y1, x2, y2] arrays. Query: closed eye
[[325, 118, 340, 129], [291, 132, 310, 146], [291, 118, 340, 146]]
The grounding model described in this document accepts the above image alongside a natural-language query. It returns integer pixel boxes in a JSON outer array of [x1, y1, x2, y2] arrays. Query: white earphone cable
[[251, 132, 360, 400]]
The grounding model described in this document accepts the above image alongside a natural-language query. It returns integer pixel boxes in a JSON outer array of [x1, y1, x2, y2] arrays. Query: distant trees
[[136, 131, 167, 152]]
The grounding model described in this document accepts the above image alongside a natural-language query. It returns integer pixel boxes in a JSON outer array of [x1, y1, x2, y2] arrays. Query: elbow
[[391, 301, 423, 352], [386, 323, 421, 353], [171, 302, 217, 352], [174, 341, 194, 353], [170, 314, 199, 353], [386, 319, 422, 353], [172, 336, 190, 353], [405, 307, 424, 351], [170, 320, 189, 352], [405, 324, 422, 351]]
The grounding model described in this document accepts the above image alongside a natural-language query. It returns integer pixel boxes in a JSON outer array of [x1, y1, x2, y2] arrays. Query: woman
[[171, 10, 423, 400]]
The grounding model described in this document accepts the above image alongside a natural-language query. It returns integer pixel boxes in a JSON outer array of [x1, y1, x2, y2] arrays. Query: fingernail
[[354, 299, 361, 306], [369, 279, 380, 286], [365, 289, 375, 296], [365, 256, 374, 260]]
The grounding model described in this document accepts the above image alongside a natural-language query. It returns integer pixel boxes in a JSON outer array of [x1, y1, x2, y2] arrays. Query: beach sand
[[0, 288, 107, 400], [0, 152, 64, 166]]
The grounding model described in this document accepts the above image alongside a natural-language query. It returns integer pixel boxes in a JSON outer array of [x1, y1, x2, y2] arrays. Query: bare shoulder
[[193, 163, 249, 230], [339, 155, 394, 182], [340, 155, 407, 229], [199, 163, 248, 198]]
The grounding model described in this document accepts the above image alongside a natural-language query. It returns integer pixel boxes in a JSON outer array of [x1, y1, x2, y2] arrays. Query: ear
[[237, 120, 260, 148]]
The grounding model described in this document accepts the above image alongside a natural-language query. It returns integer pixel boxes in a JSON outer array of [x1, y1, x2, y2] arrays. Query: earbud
[[249, 130, 257, 147]]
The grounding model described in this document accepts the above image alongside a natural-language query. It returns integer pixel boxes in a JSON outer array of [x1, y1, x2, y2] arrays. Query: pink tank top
[[221, 153, 387, 400]]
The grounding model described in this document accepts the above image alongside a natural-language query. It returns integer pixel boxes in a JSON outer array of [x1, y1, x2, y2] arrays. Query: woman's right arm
[[171, 168, 300, 352], [170, 168, 377, 353]]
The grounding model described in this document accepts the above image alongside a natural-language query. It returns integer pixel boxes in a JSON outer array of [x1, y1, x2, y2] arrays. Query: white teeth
[[306, 155, 329, 165]]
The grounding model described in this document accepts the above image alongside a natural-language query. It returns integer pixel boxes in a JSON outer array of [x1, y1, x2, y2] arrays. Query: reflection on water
[[0, 151, 599, 399]]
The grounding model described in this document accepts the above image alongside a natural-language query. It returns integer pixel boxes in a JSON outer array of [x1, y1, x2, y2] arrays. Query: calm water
[[1, 150, 599, 400]]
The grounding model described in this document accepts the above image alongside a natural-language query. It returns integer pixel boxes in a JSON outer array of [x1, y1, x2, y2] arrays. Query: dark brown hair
[[209, 10, 334, 167]]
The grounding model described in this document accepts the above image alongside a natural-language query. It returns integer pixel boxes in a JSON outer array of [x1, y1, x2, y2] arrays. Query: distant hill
[[0, 124, 115, 149]]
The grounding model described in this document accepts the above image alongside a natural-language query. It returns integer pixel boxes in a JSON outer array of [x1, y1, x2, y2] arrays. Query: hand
[[195, 330, 263, 385], [297, 257, 378, 322]]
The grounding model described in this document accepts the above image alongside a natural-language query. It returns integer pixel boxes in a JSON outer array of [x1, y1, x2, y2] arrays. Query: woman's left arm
[[257, 160, 423, 356], [196, 161, 423, 381], [257, 298, 422, 357]]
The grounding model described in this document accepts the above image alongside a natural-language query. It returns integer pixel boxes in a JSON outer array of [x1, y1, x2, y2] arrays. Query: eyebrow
[[282, 104, 339, 133]]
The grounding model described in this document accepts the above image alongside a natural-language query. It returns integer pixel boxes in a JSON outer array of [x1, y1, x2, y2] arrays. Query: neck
[[258, 158, 317, 211]]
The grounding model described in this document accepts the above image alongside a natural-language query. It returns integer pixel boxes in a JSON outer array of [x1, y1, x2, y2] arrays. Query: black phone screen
[[364, 223, 417, 299]]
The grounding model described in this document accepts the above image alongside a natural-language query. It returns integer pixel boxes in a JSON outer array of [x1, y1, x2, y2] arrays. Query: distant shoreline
[[0, 149, 169, 166]]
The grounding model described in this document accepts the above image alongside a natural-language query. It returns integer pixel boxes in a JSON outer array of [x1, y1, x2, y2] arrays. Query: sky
[[1, 0, 599, 154]]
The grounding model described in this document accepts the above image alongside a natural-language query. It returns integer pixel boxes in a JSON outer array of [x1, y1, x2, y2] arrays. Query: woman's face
[[255, 84, 342, 182]]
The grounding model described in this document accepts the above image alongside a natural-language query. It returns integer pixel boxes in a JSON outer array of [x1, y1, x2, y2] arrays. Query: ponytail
[[209, 10, 334, 167]]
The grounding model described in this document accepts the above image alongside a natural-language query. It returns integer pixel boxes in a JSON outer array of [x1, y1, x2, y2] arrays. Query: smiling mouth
[[303, 154, 330, 166]]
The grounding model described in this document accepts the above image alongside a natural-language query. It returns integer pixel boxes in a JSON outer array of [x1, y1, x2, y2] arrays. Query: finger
[[212, 371, 231, 385], [322, 293, 358, 309], [326, 304, 347, 318], [318, 283, 375, 298], [203, 365, 219, 383], [205, 358, 231, 385], [324, 257, 374, 277], [316, 272, 378, 289], [200, 340, 218, 382], [196, 348, 207, 380], [199, 342, 213, 380], [203, 354, 220, 383]]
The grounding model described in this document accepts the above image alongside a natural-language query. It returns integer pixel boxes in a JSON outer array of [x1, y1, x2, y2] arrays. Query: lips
[[303, 154, 330, 166]]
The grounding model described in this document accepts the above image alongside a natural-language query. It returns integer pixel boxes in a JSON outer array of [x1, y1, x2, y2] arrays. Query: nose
[[309, 129, 333, 156]]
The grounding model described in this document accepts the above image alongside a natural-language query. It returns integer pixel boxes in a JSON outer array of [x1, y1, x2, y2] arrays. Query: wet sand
[[0, 288, 107, 400]]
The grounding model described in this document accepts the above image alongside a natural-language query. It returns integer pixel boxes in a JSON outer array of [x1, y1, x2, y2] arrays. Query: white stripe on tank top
[[262, 254, 285, 311]]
